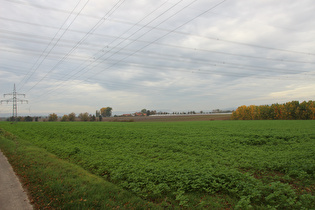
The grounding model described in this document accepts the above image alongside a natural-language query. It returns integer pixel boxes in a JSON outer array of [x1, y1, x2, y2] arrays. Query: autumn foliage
[[231, 100, 315, 120]]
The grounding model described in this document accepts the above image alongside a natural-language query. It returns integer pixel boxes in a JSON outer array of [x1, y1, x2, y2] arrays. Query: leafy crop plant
[[1, 120, 314, 208]]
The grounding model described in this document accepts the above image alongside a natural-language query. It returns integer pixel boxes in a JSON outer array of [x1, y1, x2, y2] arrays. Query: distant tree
[[285, 101, 300, 120], [100, 107, 112, 117], [8, 116, 15, 122], [89, 114, 96, 121], [68, 112, 76, 121], [141, 109, 147, 114], [212, 109, 221, 113], [61, 115, 69, 122], [79, 112, 89, 121], [24, 116, 33, 122], [232, 100, 315, 120], [299, 101, 314, 120], [96, 110, 100, 117], [48, 113, 58, 121]]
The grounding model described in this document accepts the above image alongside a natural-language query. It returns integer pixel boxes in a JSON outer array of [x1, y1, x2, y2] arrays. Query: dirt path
[[102, 113, 232, 122], [0, 150, 33, 210]]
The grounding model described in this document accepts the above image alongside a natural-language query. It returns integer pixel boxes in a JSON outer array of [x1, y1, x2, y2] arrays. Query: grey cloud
[[1, 0, 314, 116]]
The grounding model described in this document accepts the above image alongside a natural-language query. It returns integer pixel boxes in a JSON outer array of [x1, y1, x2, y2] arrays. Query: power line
[[24, 0, 126, 93], [18, 0, 92, 91], [22, 0, 232, 99], [7, 0, 312, 36], [1, 15, 314, 65], [41, 0, 215, 95], [1, 27, 314, 66], [33, 0, 192, 95], [3, 43, 311, 85], [2, 1, 314, 56], [80, 0, 228, 83], [2, 32, 313, 101], [17, 0, 86, 90], [0, 27, 312, 80], [31, 0, 311, 101], [1, 0, 314, 107]]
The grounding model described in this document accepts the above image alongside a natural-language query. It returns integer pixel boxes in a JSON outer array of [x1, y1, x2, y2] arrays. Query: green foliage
[[89, 115, 96, 121], [78, 112, 89, 121], [95, 110, 100, 117], [232, 100, 315, 120], [0, 121, 314, 208], [0, 131, 154, 209], [48, 113, 58, 121], [68, 112, 76, 121], [61, 114, 69, 122], [100, 107, 112, 117], [24, 116, 33, 122]]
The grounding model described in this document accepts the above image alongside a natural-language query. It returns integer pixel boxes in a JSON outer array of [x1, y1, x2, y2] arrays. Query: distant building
[[134, 112, 147, 116]]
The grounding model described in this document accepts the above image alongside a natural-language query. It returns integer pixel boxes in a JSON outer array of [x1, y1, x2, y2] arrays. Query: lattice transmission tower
[[1, 84, 28, 120]]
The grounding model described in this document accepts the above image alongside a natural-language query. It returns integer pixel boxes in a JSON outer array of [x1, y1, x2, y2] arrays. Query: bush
[[24, 116, 33, 122], [78, 112, 89, 121], [61, 115, 69, 122], [68, 112, 76, 121], [232, 100, 315, 120], [48, 113, 58, 121]]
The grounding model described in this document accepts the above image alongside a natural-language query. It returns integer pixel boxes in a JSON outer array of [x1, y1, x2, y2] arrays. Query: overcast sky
[[1, 0, 315, 116]]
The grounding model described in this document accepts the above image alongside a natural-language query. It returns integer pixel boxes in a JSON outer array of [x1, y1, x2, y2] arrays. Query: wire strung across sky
[[22, 0, 313, 104], [1, 0, 315, 115], [17, 0, 87, 90]]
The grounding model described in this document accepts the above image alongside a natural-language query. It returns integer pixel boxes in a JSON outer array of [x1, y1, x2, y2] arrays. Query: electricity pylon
[[1, 84, 28, 120]]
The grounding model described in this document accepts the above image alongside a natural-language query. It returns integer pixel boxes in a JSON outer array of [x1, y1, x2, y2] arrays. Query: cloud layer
[[1, 0, 315, 116]]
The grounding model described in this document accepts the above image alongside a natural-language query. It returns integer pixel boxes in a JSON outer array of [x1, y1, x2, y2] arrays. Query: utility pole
[[1, 84, 28, 121]]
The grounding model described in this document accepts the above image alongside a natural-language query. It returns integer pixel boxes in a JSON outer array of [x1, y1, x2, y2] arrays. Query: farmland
[[0, 120, 315, 209]]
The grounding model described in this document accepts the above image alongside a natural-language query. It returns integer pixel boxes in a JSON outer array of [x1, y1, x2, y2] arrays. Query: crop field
[[0, 120, 315, 209]]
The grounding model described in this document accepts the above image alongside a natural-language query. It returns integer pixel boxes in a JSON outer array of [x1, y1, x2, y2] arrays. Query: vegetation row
[[0, 121, 314, 209], [232, 100, 315, 120]]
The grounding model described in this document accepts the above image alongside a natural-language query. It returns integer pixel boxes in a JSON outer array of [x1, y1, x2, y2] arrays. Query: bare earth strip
[[0, 150, 33, 210], [103, 113, 232, 122]]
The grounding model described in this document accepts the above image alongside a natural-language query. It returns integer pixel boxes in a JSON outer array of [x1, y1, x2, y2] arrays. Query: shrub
[[48, 113, 58, 121]]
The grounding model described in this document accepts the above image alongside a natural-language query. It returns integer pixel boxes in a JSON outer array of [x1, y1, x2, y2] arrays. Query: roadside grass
[[0, 132, 156, 209]]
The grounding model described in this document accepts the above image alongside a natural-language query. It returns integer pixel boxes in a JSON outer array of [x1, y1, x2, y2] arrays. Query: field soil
[[103, 114, 231, 122]]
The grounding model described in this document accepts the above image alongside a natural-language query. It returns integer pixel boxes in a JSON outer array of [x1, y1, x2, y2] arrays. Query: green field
[[0, 120, 314, 209]]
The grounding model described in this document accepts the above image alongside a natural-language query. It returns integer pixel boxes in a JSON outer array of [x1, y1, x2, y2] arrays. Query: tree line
[[231, 100, 315, 120], [6, 116, 40, 122], [48, 107, 113, 122]]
